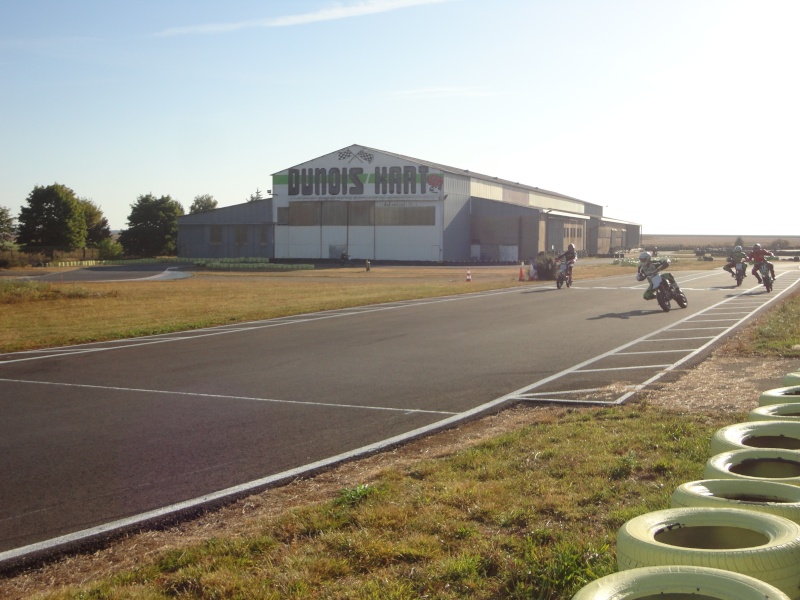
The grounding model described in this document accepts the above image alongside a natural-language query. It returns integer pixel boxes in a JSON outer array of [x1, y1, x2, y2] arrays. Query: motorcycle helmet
[[568, 243, 575, 251], [734, 245, 742, 252], [753, 243, 761, 250], [639, 251, 651, 263]]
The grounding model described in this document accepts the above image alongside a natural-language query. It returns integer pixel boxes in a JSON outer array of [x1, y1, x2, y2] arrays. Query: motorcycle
[[756, 261, 774, 292], [731, 258, 747, 287], [639, 269, 688, 312], [555, 259, 575, 289]]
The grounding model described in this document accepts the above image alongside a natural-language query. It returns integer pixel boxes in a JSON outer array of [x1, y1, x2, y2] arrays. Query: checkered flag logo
[[338, 149, 353, 161], [356, 150, 374, 163]]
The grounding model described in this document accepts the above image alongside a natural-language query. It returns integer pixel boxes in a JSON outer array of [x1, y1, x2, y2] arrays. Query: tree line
[[0, 184, 221, 259]]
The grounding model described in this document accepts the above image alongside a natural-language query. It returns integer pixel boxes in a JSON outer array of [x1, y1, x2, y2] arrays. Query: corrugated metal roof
[[273, 143, 601, 210]]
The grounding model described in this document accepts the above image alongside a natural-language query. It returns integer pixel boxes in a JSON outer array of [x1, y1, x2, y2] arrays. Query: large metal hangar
[[177, 144, 640, 262]]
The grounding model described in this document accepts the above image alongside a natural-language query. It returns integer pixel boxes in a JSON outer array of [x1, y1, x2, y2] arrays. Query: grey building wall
[[177, 200, 274, 259]]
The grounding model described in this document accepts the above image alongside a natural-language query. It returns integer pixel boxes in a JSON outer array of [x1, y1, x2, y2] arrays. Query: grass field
[[0, 257, 716, 354], [642, 233, 800, 249]]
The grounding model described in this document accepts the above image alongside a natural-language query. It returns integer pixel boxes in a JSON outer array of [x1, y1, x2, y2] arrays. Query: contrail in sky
[[155, 0, 455, 37]]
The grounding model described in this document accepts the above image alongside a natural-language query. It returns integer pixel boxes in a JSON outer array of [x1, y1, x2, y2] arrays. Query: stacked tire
[[572, 376, 800, 599]]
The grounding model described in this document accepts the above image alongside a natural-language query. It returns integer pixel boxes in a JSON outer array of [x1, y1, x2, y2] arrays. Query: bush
[[97, 238, 124, 260], [535, 252, 557, 279]]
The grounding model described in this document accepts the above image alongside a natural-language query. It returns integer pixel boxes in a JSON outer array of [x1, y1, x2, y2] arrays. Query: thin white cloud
[[388, 86, 501, 99], [155, 0, 454, 37]]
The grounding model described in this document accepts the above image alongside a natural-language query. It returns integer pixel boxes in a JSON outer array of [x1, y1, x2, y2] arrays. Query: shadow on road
[[587, 309, 660, 320]]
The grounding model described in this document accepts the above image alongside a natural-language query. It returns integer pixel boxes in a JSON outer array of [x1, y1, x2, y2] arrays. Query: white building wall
[[529, 192, 585, 213], [286, 226, 321, 258], [470, 179, 503, 200], [347, 227, 376, 261], [376, 226, 441, 261]]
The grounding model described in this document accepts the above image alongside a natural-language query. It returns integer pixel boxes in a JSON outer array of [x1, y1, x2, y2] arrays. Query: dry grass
[[0, 259, 720, 354]]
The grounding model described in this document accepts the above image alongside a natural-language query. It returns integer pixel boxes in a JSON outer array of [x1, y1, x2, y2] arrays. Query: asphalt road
[[2, 262, 799, 567]]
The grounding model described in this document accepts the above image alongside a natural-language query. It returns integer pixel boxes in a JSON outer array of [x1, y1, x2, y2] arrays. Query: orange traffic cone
[[519, 265, 525, 281], [466, 269, 472, 282]]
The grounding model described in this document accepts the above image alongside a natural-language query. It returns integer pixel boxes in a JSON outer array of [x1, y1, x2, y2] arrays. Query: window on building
[[376, 205, 435, 226], [277, 207, 288, 225], [321, 202, 347, 226], [288, 202, 320, 226]]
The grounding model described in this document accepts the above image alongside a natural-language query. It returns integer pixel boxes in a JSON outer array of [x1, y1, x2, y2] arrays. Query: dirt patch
[[1, 342, 797, 599]]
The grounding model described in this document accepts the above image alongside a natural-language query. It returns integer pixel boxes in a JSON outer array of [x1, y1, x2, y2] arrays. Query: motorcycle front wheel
[[765, 276, 773, 293], [656, 285, 671, 312], [676, 290, 688, 308], [556, 273, 564, 289]]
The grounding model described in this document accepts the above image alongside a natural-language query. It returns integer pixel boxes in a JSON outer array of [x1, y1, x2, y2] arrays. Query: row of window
[[210, 224, 271, 246], [278, 201, 436, 227]]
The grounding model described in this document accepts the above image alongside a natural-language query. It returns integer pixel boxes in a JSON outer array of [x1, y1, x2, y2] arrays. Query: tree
[[734, 236, 745, 249], [16, 184, 87, 255], [0, 205, 15, 250], [247, 188, 263, 202], [189, 194, 218, 214], [77, 198, 111, 248], [118, 194, 184, 257], [770, 239, 791, 251]]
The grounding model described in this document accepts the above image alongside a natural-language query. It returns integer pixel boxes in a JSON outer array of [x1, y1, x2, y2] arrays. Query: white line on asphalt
[[0, 378, 457, 416]]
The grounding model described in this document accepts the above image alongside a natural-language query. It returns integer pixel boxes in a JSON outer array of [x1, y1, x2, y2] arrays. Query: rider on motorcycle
[[746, 243, 776, 284], [723, 245, 748, 279], [637, 251, 671, 300], [556, 243, 577, 276]]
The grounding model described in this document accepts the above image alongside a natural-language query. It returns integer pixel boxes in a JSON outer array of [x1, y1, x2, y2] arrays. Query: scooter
[[555, 259, 575, 289], [639, 269, 688, 312], [756, 261, 774, 292], [734, 259, 747, 287]]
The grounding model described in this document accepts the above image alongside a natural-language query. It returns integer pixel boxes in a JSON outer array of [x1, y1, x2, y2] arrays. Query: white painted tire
[[671, 478, 800, 524], [704, 448, 800, 486], [616, 507, 800, 598], [783, 372, 800, 387], [710, 420, 800, 454], [760, 386, 800, 407], [749, 403, 800, 422], [572, 565, 791, 599]]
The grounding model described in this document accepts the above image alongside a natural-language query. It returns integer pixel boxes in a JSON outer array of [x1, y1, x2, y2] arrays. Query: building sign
[[277, 147, 444, 199]]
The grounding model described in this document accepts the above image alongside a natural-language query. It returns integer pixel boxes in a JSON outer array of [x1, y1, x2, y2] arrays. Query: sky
[[1, 0, 798, 237]]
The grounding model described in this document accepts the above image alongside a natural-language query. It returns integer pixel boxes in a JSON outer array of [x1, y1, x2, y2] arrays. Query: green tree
[[0, 205, 15, 250], [189, 194, 218, 214], [734, 236, 745, 249], [16, 184, 87, 255], [118, 194, 184, 257], [770, 239, 791, 251], [247, 188, 263, 202], [97, 237, 124, 260], [77, 198, 111, 247]]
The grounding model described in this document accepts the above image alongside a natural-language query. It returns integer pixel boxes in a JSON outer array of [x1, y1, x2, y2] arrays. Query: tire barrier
[[709, 420, 800, 454], [760, 386, 800, 407], [749, 403, 800, 422], [616, 507, 800, 598], [704, 448, 800, 486], [671, 478, 800, 524], [572, 565, 791, 600], [784, 372, 800, 387]]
